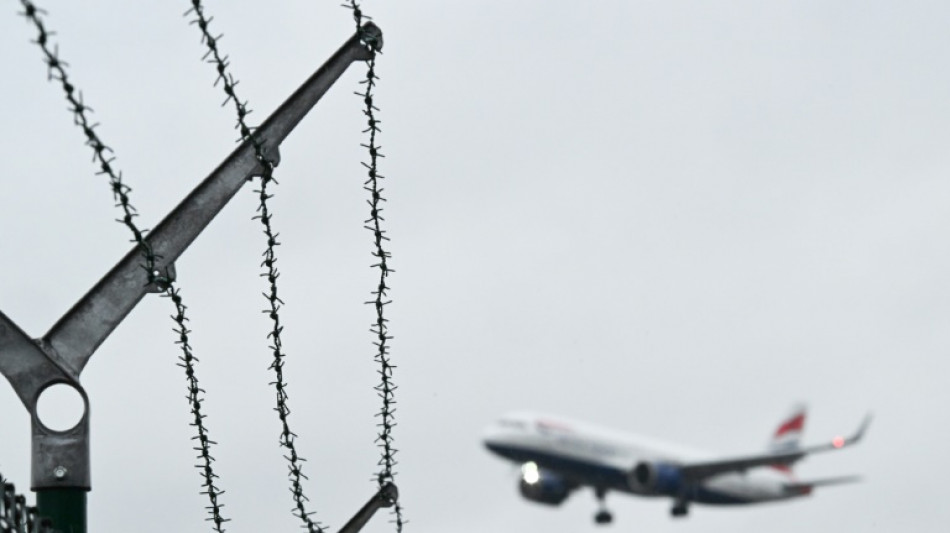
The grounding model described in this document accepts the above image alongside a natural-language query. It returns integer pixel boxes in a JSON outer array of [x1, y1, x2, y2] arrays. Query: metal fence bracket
[[339, 482, 398, 533]]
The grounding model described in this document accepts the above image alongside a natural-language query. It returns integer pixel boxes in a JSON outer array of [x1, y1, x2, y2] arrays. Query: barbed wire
[[16, 0, 160, 284], [16, 2, 400, 530], [168, 289, 229, 532], [16, 2, 229, 531], [182, 2, 324, 531], [342, 2, 404, 531]]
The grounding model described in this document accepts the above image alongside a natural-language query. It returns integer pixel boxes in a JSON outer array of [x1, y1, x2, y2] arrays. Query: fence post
[[36, 489, 85, 533]]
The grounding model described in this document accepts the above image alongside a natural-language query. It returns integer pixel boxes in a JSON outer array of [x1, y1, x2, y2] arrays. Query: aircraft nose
[[481, 425, 508, 454]]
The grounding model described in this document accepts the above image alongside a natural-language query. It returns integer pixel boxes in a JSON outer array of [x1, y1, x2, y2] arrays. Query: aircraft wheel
[[670, 504, 689, 518], [594, 510, 613, 525]]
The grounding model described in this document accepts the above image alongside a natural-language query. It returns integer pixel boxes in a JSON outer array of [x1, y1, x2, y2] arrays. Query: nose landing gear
[[594, 509, 613, 524], [593, 487, 613, 525]]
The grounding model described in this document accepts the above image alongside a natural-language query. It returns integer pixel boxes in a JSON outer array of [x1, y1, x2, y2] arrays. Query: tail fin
[[769, 404, 806, 454]]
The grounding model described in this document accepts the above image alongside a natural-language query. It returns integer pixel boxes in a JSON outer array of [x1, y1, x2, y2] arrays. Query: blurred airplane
[[483, 406, 869, 524]]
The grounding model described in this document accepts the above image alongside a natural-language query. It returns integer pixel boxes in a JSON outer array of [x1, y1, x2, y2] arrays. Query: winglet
[[837, 413, 872, 449], [855, 414, 872, 440], [834, 413, 872, 448]]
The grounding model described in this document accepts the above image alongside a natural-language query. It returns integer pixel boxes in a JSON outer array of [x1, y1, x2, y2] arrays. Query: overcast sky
[[1, 1, 949, 532]]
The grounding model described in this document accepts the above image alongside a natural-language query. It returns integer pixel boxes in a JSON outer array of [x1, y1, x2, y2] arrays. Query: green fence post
[[36, 488, 86, 533]]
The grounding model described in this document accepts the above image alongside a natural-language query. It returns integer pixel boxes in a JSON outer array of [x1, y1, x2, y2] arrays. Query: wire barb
[[184, 2, 324, 531], [343, 2, 405, 531], [18, 2, 228, 530], [17, 0, 161, 285], [167, 287, 230, 532]]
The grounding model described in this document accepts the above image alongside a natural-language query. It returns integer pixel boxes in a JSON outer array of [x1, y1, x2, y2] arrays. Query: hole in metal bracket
[[37, 383, 86, 432]]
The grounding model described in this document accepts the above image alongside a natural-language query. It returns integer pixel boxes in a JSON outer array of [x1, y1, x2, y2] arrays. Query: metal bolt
[[53, 466, 68, 480]]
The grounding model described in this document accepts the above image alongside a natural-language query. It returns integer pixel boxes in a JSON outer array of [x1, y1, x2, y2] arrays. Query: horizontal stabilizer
[[784, 475, 862, 495]]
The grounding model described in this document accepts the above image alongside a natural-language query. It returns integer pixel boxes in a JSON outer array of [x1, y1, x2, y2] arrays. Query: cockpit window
[[499, 419, 528, 430], [536, 419, 572, 433]]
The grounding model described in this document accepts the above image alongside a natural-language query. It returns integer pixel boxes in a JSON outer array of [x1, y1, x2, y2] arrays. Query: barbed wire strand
[[16, 2, 229, 531], [342, 2, 404, 530], [182, 2, 324, 531]]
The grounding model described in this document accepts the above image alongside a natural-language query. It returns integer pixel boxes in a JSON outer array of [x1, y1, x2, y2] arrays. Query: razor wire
[[0, 475, 54, 533], [342, 2, 405, 531], [16, 2, 229, 531], [183, 2, 324, 531]]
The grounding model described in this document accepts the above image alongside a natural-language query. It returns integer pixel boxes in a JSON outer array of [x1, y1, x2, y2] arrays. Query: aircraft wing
[[678, 414, 871, 482]]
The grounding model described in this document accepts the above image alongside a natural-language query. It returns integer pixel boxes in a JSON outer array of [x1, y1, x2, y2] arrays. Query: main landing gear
[[670, 501, 690, 518], [670, 487, 692, 518], [593, 487, 613, 525]]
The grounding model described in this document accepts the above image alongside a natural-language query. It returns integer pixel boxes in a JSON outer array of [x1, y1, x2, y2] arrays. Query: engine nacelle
[[628, 461, 684, 496], [519, 467, 573, 506]]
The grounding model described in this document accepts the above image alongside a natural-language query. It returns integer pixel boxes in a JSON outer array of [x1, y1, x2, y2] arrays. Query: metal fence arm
[[338, 483, 398, 533], [0, 311, 75, 407], [42, 23, 380, 376]]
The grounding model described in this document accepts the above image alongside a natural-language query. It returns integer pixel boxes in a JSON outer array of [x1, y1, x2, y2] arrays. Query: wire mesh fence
[[0, 476, 54, 533]]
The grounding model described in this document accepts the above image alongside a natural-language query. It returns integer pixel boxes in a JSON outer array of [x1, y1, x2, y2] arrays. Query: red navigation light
[[832, 436, 845, 448]]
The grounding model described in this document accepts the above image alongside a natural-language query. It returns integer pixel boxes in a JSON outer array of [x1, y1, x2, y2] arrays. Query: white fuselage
[[483, 412, 801, 506]]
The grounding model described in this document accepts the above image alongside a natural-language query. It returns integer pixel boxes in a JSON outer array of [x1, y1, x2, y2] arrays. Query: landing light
[[521, 461, 540, 485], [832, 436, 845, 448]]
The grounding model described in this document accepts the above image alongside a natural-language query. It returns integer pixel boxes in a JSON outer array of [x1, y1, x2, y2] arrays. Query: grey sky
[[1, 1, 948, 531]]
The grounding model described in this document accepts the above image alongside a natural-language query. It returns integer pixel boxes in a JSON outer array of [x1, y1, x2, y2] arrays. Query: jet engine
[[518, 462, 574, 505], [627, 461, 684, 495]]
